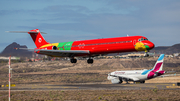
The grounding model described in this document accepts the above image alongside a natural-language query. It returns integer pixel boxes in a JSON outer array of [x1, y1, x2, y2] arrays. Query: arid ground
[[0, 57, 180, 101]]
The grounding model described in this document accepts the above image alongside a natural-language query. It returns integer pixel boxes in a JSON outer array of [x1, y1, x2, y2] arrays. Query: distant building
[[0, 56, 20, 60], [165, 55, 173, 58], [119, 53, 144, 58], [173, 53, 179, 57]]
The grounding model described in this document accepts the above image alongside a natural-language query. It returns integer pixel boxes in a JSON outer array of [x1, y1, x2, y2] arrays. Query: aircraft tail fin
[[28, 29, 49, 48], [151, 54, 164, 71], [7, 29, 49, 48]]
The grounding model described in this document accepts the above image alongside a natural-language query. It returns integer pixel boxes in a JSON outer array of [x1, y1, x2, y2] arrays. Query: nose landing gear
[[144, 50, 149, 57], [144, 53, 149, 57]]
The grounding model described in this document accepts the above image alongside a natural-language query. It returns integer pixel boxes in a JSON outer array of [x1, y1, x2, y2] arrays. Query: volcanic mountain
[[0, 42, 32, 57]]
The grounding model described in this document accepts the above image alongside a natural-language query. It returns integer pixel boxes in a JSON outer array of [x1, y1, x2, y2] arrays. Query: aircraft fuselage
[[39, 36, 154, 57]]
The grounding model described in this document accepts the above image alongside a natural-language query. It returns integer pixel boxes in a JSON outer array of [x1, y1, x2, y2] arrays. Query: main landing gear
[[87, 58, 93, 64], [70, 58, 94, 64], [140, 80, 145, 83], [133, 80, 145, 84], [70, 58, 77, 63], [119, 79, 123, 84]]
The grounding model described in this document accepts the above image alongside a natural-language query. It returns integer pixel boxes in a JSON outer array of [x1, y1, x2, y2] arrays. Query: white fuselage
[[108, 69, 151, 82], [108, 54, 165, 84]]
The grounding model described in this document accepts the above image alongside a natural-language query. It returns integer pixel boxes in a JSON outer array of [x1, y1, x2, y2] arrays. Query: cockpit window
[[138, 37, 148, 41]]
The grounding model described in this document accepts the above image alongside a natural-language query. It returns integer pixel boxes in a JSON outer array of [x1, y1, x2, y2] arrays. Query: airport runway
[[0, 83, 179, 91]]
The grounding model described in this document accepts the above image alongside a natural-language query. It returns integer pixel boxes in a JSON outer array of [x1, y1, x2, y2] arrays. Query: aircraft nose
[[144, 42, 155, 50]]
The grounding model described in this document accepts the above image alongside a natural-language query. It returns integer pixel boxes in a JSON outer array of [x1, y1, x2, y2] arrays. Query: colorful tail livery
[[28, 29, 49, 48], [7, 29, 154, 64], [107, 54, 165, 84]]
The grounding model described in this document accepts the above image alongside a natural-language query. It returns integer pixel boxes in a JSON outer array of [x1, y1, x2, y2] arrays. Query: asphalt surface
[[0, 83, 179, 91]]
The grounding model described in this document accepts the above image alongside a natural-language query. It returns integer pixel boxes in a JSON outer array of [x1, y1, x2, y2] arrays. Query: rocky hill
[[0, 42, 32, 57], [151, 43, 180, 54]]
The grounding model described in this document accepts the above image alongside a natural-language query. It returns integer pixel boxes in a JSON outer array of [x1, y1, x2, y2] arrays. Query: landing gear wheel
[[87, 59, 93, 64], [119, 79, 123, 84], [125, 81, 129, 84], [70, 59, 77, 63], [145, 52, 149, 57], [140, 80, 145, 83]]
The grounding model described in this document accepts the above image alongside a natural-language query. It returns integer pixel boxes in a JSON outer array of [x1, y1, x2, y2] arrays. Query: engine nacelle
[[110, 77, 123, 84], [107, 74, 123, 84], [52, 46, 58, 50]]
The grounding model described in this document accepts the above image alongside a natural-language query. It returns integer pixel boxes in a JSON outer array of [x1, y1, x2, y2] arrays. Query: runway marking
[[61, 87, 78, 89], [120, 84, 173, 89], [1, 83, 179, 91]]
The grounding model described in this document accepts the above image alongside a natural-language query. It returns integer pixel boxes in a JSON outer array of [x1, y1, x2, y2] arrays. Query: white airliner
[[107, 54, 165, 84]]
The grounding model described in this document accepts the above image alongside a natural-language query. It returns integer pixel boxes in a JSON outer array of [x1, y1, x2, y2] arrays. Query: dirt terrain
[[1, 89, 180, 101], [1, 57, 180, 84], [0, 57, 180, 100]]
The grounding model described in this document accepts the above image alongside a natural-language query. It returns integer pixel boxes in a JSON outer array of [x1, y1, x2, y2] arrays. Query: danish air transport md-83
[[7, 29, 154, 64], [107, 54, 165, 84]]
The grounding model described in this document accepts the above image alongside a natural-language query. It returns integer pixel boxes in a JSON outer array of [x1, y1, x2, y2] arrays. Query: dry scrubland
[[0, 89, 180, 101], [0, 57, 180, 100], [0, 57, 180, 84]]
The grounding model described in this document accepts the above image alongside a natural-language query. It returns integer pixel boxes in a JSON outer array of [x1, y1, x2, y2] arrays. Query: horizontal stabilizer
[[6, 31, 47, 34], [14, 48, 35, 51]]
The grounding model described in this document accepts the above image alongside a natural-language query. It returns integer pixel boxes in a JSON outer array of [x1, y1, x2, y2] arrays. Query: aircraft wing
[[15, 48, 90, 57], [120, 76, 140, 81], [34, 49, 90, 57], [110, 75, 140, 81]]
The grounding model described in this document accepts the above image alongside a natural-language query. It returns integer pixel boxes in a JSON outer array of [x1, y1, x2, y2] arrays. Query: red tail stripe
[[28, 29, 49, 48], [152, 62, 162, 72]]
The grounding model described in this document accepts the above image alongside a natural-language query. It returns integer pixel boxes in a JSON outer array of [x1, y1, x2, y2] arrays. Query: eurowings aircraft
[[8, 29, 154, 64], [107, 54, 165, 84]]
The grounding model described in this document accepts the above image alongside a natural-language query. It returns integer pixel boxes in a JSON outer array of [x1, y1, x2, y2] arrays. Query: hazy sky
[[0, 0, 180, 52]]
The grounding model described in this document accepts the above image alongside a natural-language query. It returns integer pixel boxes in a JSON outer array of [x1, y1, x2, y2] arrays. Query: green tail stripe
[[57, 41, 74, 50]]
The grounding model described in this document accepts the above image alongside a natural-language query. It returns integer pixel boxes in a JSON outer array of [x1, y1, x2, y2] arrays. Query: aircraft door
[[133, 40, 136, 46]]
